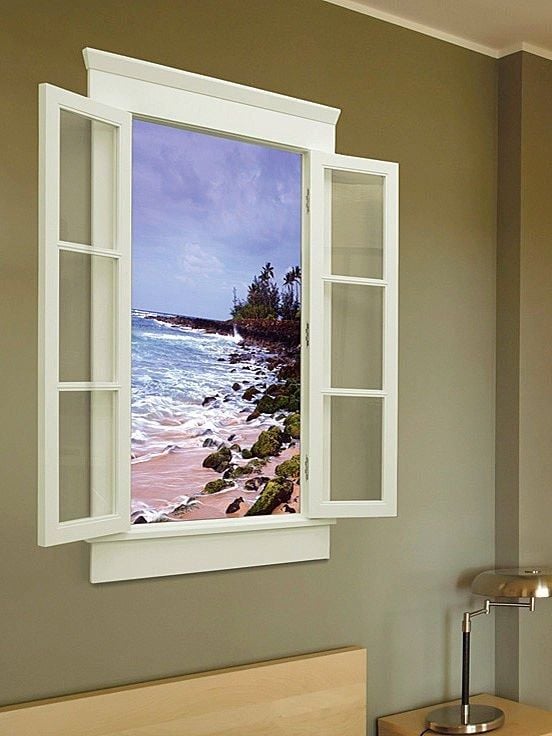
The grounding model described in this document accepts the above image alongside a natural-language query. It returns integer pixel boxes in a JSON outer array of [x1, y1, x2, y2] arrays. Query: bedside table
[[378, 694, 552, 736]]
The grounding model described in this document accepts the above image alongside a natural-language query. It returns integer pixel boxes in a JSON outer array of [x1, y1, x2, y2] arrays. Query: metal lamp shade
[[472, 568, 552, 599]]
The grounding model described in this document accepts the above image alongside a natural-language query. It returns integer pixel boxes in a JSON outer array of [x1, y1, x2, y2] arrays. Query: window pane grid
[[324, 279, 386, 392], [39, 82, 131, 546], [326, 167, 386, 280], [322, 274, 387, 287], [58, 383, 120, 391], [321, 388, 387, 397], [58, 241, 122, 259]]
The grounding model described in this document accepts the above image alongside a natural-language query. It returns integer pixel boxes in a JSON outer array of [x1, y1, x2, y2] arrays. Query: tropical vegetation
[[231, 262, 301, 321]]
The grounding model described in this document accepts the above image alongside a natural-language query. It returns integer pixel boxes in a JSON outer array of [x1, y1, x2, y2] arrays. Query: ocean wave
[[131, 312, 278, 462], [131, 495, 200, 522]]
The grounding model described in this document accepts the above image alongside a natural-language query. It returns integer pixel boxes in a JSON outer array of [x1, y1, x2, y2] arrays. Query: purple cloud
[[132, 119, 301, 319]]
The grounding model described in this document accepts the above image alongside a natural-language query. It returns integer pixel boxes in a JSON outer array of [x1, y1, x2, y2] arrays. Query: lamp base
[[425, 704, 505, 734]]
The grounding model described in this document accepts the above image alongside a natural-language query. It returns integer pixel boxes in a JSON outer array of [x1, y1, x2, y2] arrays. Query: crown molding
[[322, 0, 498, 57], [498, 42, 552, 62], [323, 0, 552, 62]]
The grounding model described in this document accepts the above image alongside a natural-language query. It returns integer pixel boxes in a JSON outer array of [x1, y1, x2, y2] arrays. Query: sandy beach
[[131, 311, 301, 522]]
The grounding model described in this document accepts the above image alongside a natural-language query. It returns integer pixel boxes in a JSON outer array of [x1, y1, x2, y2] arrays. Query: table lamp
[[425, 567, 552, 734]]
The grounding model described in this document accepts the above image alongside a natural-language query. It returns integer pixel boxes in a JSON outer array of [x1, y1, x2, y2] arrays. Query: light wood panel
[[0, 647, 366, 736]]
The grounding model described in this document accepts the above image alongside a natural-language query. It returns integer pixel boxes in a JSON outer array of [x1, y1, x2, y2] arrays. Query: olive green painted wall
[[0, 2, 497, 732], [495, 52, 522, 702], [517, 53, 552, 710], [495, 51, 552, 711]]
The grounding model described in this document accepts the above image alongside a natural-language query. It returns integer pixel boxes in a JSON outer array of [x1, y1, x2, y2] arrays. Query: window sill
[[88, 516, 335, 583]]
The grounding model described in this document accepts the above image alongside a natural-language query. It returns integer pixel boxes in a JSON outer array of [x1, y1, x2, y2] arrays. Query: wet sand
[[132, 419, 300, 520]]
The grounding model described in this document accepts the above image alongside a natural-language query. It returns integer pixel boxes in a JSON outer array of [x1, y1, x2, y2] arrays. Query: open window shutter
[[306, 151, 398, 518], [38, 84, 131, 545]]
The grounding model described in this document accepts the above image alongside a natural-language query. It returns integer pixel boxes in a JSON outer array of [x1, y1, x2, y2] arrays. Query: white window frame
[[38, 85, 132, 546], [39, 49, 399, 583], [307, 152, 399, 518]]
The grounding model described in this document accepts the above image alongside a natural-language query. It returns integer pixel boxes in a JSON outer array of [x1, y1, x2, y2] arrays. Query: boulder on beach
[[244, 476, 269, 491], [251, 426, 286, 458], [202, 437, 217, 448], [203, 478, 233, 494], [225, 497, 244, 514], [225, 459, 266, 479], [202, 446, 232, 473], [275, 453, 300, 479], [254, 378, 300, 414], [242, 386, 260, 401], [232, 382, 241, 391], [245, 478, 293, 515], [241, 448, 253, 459], [202, 395, 217, 406], [173, 498, 198, 513], [255, 394, 278, 414], [284, 412, 300, 439]]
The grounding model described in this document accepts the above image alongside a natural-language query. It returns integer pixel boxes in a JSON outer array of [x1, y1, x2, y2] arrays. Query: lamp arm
[[463, 597, 535, 632], [460, 597, 535, 722]]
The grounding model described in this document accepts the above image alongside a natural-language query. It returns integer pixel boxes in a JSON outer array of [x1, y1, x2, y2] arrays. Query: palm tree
[[259, 262, 274, 282], [283, 269, 295, 291], [291, 265, 301, 303]]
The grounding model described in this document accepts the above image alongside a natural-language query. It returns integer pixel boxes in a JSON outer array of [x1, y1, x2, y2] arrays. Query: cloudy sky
[[132, 119, 301, 320]]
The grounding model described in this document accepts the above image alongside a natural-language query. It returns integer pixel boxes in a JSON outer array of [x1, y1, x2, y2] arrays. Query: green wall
[[0, 2, 497, 732], [496, 51, 552, 708]]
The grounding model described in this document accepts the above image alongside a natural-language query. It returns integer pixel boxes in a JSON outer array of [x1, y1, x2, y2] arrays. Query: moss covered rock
[[255, 394, 278, 414], [241, 448, 253, 459], [251, 426, 285, 458], [245, 478, 293, 516], [226, 459, 267, 479], [275, 453, 300, 479], [203, 479, 232, 494], [284, 412, 300, 439], [202, 445, 232, 473]]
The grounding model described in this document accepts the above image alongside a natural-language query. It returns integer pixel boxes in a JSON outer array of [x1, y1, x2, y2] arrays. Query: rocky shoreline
[[135, 314, 301, 521]]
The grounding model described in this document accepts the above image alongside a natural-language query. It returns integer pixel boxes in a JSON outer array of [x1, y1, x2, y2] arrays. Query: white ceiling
[[324, 0, 552, 59]]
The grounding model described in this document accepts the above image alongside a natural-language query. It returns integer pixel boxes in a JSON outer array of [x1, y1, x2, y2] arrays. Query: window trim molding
[[79, 48, 341, 582], [83, 48, 340, 153], [91, 519, 334, 583], [83, 48, 341, 125]]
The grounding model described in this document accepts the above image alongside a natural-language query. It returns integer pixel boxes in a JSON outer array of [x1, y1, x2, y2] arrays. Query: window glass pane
[[59, 250, 116, 382], [59, 110, 116, 249], [59, 391, 115, 521], [330, 283, 383, 390], [330, 169, 384, 279], [328, 396, 382, 501]]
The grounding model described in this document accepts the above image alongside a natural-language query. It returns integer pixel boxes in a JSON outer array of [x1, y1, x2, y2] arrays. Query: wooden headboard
[[0, 646, 366, 735]]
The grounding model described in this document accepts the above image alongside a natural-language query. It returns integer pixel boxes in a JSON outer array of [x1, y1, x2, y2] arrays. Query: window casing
[[38, 49, 398, 582]]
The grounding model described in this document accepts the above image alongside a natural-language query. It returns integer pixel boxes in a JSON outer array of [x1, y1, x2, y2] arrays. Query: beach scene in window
[[131, 120, 302, 522]]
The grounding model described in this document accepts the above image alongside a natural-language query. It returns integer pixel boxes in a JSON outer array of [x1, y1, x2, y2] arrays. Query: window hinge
[[305, 188, 310, 213], [305, 322, 310, 347], [304, 455, 309, 481]]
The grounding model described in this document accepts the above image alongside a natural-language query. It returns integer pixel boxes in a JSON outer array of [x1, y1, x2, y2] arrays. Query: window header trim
[[83, 48, 341, 126]]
